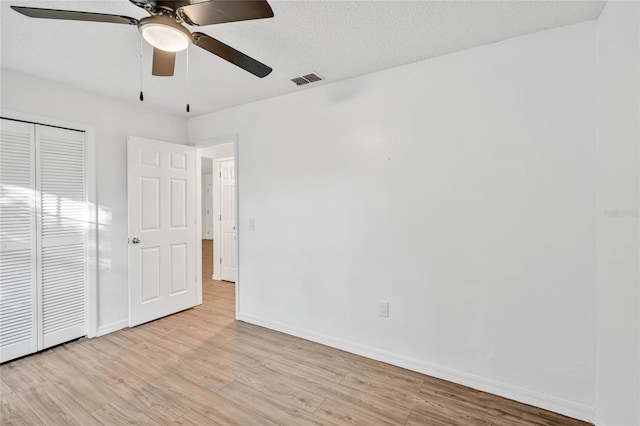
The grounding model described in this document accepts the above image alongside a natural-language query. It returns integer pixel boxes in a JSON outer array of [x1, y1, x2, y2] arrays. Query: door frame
[[194, 135, 239, 318], [1, 109, 98, 338]]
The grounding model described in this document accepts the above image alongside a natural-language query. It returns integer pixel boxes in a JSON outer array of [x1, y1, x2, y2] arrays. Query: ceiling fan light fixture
[[139, 17, 191, 52], [11, 1, 274, 78]]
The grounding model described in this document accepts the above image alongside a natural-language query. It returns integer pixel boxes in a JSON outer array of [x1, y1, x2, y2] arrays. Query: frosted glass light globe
[[142, 24, 190, 52]]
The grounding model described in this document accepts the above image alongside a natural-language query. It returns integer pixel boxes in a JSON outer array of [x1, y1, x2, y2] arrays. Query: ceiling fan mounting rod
[[153, 7, 182, 22], [176, 8, 188, 25]]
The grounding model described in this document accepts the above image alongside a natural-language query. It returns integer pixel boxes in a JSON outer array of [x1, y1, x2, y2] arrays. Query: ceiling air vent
[[303, 73, 322, 83], [291, 77, 309, 86], [291, 72, 324, 86]]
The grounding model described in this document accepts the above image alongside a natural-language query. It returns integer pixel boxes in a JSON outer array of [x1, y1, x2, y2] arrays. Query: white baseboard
[[96, 319, 128, 337], [238, 313, 596, 424]]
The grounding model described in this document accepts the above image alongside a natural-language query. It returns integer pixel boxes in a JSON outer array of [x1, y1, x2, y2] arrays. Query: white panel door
[[127, 137, 198, 327], [220, 160, 236, 282], [0, 119, 38, 363], [36, 125, 87, 349]]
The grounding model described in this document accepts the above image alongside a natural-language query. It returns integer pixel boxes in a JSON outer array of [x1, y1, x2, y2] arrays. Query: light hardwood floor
[[0, 240, 591, 425]]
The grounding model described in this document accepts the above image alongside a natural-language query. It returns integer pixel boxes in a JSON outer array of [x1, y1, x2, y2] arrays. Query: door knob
[[131, 237, 141, 244]]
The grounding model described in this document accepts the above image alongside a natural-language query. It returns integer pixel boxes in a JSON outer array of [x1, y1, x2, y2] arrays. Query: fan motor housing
[[131, 0, 192, 14]]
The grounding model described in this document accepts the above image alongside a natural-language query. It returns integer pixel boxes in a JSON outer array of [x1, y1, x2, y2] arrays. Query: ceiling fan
[[10, 0, 274, 78]]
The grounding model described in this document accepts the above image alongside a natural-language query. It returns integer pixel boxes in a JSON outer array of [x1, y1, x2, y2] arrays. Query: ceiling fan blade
[[192, 32, 272, 78], [178, 1, 273, 26], [10, 6, 138, 25], [152, 48, 176, 77], [129, 0, 151, 11]]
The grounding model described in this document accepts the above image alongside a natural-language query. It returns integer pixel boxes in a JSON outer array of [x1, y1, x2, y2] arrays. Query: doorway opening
[[197, 140, 237, 316]]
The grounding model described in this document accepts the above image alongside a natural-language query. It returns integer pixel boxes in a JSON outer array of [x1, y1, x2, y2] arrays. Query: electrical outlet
[[378, 301, 389, 318], [249, 218, 255, 230]]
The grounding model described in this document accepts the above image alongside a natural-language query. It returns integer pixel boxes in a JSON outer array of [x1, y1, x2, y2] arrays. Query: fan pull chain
[[186, 48, 190, 113], [139, 37, 144, 102]]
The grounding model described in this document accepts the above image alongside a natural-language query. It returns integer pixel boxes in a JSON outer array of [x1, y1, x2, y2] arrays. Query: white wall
[[190, 22, 598, 420], [1, 69, 188, 333], [595, 2, 640, 425], [200, 142, 235, 159]]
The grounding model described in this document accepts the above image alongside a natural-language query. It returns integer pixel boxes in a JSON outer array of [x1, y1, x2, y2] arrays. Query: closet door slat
[[0, 119, 38, 362], [36, 125, 87, 350]]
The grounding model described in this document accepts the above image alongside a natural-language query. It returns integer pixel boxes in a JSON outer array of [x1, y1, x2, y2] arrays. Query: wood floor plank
[[141, 326, 214, 354], [256, 357, 412, 425], [105, 328, 146, 349], [80, 333, 130, 360], [183, 336, 263, 368], [285, 337, 426, 391], [415, 383, 542, 426], [116, 380, 192, 424], [154, 373, 278, 426], [128, 340, 192, 368], [259, 353, 347, 384], [315, 397, 396, 426], [169, 409, 227, 426], [406, 407, 462, 426], [218, 380, 337, 426], [0, 379, 14, 397], [348, 360, 425, 392], [0, 355, 32, 376], [62, 342, 147, 393], [1, 362, 50, 394], [0, 391, 44, 426], [229, 335, 350, 380], [17, 382, 99, 426], [410, 398, 503, 426], [165, 358, 234, 393], [91, 397, 161, 425], [202, 239, 215, 279], [222, 362, 326, 413], [293, 340, 426, 392], [57, 373, 120, 413], [108, 348, 168, 384], [532, 409, 590, 426], [0, 240, 592, 426], [28, 347, 85, 385], [340, 372, 420, 410]]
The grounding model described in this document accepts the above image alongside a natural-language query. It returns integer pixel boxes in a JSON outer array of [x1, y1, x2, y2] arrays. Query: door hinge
[[220, 258, 222, 264], [219, 215, 222, 221]]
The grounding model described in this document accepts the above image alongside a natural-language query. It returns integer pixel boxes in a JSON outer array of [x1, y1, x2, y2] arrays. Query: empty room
[[0, 0, 638, 425]]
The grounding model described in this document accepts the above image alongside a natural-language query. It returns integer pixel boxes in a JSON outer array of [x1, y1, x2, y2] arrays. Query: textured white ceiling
[[1, 0, 605, 116]]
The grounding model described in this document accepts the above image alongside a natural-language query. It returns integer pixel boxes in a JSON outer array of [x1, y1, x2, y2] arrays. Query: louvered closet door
[[0, 119, 38, 363], [36, 125, 86, 349]]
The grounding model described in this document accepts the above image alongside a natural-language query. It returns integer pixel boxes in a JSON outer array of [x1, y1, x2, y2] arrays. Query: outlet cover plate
[[379, 301, 389, 318]]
